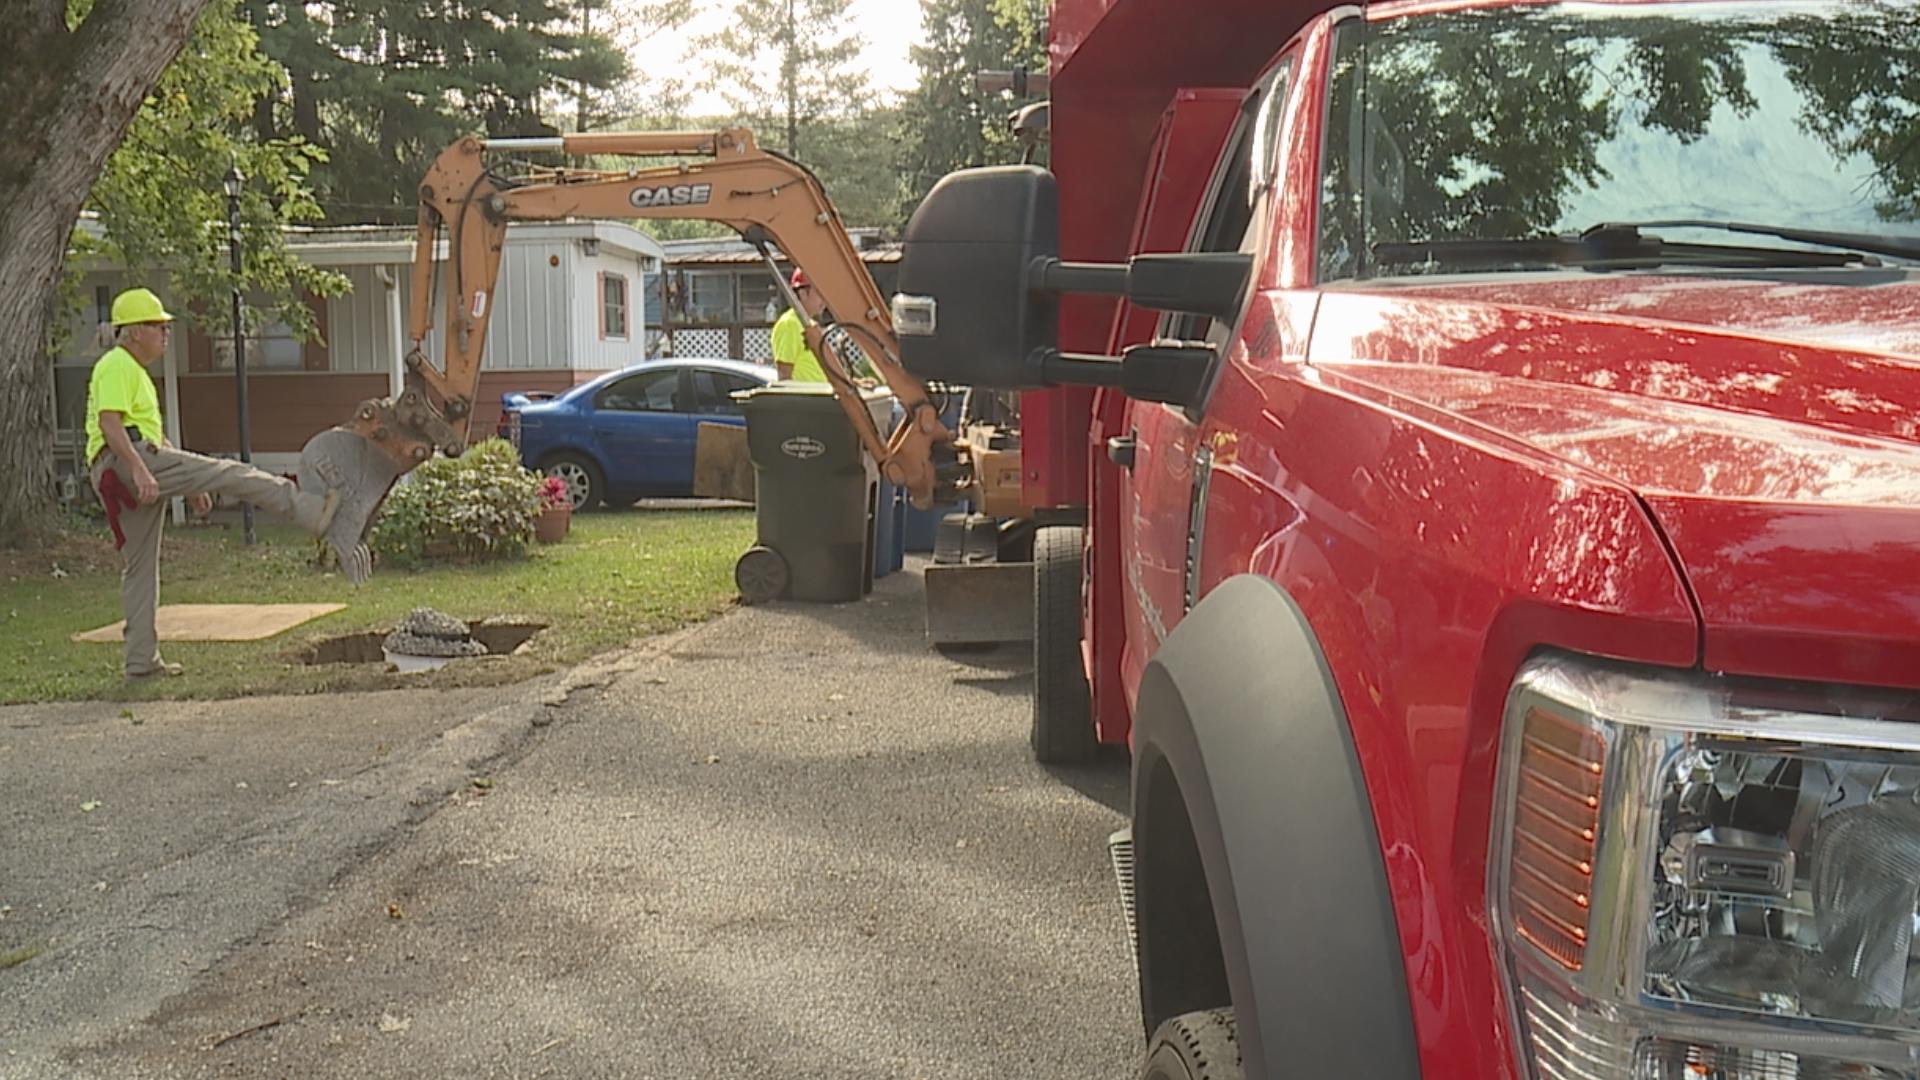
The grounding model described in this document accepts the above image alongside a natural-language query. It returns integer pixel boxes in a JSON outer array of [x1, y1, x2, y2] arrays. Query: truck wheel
[[542, 453, 604, 511], [1032, 524, 1098, 763], [1140, 1009, 1241, 1080]]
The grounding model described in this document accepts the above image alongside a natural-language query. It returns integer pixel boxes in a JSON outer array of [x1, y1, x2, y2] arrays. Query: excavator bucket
[[297, 428, 406, 586], [924, 562, 1034, 645]]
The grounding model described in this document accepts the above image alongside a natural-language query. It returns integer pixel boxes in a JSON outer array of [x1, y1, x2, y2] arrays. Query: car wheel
[[1032, 524, 1098, 763], [1140, 1010, 1241, 1080], [542, 453, 604, 511]]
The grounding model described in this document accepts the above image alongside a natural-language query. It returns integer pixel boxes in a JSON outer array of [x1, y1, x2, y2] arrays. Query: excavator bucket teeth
[[297, 429, 407, 587]]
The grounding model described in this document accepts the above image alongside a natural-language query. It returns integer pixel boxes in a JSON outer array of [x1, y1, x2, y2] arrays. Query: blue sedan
[[502, 358, 774, 510]]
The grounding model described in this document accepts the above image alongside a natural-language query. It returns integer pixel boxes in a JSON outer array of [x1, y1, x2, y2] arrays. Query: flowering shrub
[[539, 475, 571, 510], [368, 438, 543, 566]]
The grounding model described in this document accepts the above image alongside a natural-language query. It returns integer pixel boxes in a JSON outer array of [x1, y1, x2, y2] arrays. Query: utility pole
[[223, 162, 255, 545]]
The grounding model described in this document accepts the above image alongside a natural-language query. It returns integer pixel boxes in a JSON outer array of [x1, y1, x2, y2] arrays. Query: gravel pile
[[383, 608, 488, 659]]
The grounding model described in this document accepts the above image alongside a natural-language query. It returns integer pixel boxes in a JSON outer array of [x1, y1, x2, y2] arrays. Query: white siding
[[570, 245, 652, 371], [365, 243, 574, 374], [482, 239, 570, 370], [324, 264, 398, 374]]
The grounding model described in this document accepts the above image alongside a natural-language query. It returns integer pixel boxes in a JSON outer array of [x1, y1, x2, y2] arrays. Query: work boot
[[126, 661, 185, 681]]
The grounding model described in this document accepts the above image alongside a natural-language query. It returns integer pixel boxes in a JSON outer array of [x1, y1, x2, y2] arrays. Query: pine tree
[[246, 0, 630, 223], [696, 0, 866, 160], [694, 0, 905, 227], [570, 0, 699, 133], [898, 0, 1017, 204]]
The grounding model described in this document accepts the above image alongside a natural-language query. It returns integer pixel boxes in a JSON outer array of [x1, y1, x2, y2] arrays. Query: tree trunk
[[0, 0, 213, 541], [783, 0, 798, 156]]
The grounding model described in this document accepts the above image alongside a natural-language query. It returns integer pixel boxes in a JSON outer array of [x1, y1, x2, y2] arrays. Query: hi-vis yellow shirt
[[771, 308, 826, 383], [85, 347, 163, 463]]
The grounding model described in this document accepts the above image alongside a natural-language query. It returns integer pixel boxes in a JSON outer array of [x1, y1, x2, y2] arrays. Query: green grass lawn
[[0, 509, 755, 704]]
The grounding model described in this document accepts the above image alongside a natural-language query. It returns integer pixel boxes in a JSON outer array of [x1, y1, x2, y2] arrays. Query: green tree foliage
[[697, 0, 864, 158], [894, 0, 1045, 220], [692, 0, 903, 227], [80, 0, 348, 348], [991, 0, 1046, 61], [245, 0, 630, 222], [569, 0, 699, 132]]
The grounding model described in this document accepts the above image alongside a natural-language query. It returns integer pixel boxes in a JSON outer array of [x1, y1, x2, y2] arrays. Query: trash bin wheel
[[735, 546, 789, 605], [1032, 524, 1098, 763], [1139, 1009, 1241, 1080]]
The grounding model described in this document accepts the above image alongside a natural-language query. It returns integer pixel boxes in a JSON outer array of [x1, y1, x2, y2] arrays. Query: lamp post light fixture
[[223, 162, 256, 545]]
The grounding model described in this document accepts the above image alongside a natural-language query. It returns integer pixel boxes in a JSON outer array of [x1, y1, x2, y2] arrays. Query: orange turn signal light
[[1510, 706, 1606, 971]]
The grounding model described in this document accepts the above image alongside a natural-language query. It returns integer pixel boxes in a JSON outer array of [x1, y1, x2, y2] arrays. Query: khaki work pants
[[91, 442, 330, 677]]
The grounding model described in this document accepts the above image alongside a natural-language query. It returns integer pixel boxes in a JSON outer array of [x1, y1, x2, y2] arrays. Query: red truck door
[[1119, 53, 1300, 705], [1090, 90, 1244, 745]]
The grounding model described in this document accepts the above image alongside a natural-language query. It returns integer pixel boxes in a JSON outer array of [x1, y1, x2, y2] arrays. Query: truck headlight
[[1493, 653, 1920, 1079]]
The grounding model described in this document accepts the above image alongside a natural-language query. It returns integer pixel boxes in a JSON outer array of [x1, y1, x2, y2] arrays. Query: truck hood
[[1309, 273, 1920, 688]]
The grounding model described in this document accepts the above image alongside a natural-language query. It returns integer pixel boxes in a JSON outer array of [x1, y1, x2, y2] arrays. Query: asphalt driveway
[[3, 562, 1138, 1078]]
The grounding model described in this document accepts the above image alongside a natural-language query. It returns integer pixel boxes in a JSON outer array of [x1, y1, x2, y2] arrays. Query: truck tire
[[1032, 524, 1098, 763], [1141, 1009, 1241, 1080], [542, 452, 605, 511]]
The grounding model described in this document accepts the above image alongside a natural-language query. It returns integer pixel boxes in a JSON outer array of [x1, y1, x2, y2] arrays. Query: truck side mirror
[[893, 166, 1060, 390], [895, 166, 1252, 402]]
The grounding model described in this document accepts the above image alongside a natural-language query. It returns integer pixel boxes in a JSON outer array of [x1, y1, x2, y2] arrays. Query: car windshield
[[1318, 0, 1920, 279]]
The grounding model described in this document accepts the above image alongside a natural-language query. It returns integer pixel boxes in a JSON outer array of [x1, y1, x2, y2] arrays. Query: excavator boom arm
[[406, 130, 958, 509]]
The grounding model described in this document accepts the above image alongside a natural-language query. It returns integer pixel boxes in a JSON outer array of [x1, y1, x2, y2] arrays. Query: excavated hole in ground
[[295, 622, 548, 665]]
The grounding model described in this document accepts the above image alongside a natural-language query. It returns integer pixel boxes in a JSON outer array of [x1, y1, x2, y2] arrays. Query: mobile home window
[[602, 274, 630, 339], [684, 272, 735, 323], [215, 307, 306, 370]]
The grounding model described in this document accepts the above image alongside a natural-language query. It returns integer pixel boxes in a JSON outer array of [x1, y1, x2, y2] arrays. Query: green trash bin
[[734, 383, 891, 604]]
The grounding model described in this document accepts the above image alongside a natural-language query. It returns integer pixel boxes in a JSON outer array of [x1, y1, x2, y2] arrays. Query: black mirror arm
[[1028, 253, 1252, 323], [1035, 343, 1216, 407], [1038, 350, 1128, 387], [1030, 258, 1130, 297]]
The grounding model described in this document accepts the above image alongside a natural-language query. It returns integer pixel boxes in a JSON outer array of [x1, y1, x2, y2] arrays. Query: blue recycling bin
[[873, 473, 906, 578]]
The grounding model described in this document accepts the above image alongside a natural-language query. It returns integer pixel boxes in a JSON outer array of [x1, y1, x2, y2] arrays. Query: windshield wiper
[[1373, 226, 1873, 272], [1605, 219, 1920, 265]]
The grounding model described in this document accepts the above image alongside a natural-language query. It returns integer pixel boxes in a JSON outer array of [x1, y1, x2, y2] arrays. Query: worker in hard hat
[[770, 268, 830, 382], [86, 287, 341, 681], [769, 268, 877, 386]]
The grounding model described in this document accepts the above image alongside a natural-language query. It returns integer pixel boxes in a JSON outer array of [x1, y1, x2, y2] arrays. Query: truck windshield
[[1317, 1, 1920, 280]]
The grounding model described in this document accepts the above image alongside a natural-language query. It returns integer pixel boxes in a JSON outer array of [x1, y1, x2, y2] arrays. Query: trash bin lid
[[736, 382, 895, 406]]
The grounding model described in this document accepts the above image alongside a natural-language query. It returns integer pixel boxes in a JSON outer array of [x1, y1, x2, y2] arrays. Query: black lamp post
[[223, 163, 255, 545]]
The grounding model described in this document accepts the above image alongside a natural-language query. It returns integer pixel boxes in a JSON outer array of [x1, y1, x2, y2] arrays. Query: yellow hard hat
[[110, 288, 176, 327]]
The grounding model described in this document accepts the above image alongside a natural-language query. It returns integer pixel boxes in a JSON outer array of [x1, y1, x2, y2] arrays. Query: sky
[[651, 1, 929, 115]]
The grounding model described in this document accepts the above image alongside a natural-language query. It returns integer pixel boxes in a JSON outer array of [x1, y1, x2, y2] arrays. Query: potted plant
[[535, 475, 572, 544]]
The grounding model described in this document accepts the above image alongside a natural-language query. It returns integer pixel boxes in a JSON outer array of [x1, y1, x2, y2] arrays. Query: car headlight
[[1493, 652, 1920, 1079]]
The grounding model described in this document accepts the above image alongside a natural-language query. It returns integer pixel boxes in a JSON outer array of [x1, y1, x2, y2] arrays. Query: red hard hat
[[790, 268, 809, 289]]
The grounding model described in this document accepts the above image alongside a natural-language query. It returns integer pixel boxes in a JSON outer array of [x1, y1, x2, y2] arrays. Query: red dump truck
[[897, 1, 1920, 1077]]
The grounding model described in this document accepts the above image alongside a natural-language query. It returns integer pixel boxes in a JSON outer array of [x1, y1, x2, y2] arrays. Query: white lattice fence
[[742, 328, 773, 361], [674, 328, 731, 358]]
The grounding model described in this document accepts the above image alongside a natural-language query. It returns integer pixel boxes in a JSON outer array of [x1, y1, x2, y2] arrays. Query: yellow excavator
[[297, 128, 969, 583]]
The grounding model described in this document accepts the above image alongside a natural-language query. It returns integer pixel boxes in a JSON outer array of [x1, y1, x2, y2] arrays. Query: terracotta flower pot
[[535, 504, 571, 544]]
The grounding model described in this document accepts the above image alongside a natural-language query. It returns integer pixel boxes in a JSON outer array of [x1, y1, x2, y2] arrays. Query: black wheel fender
[[1130, 574, 1420, 1080]]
